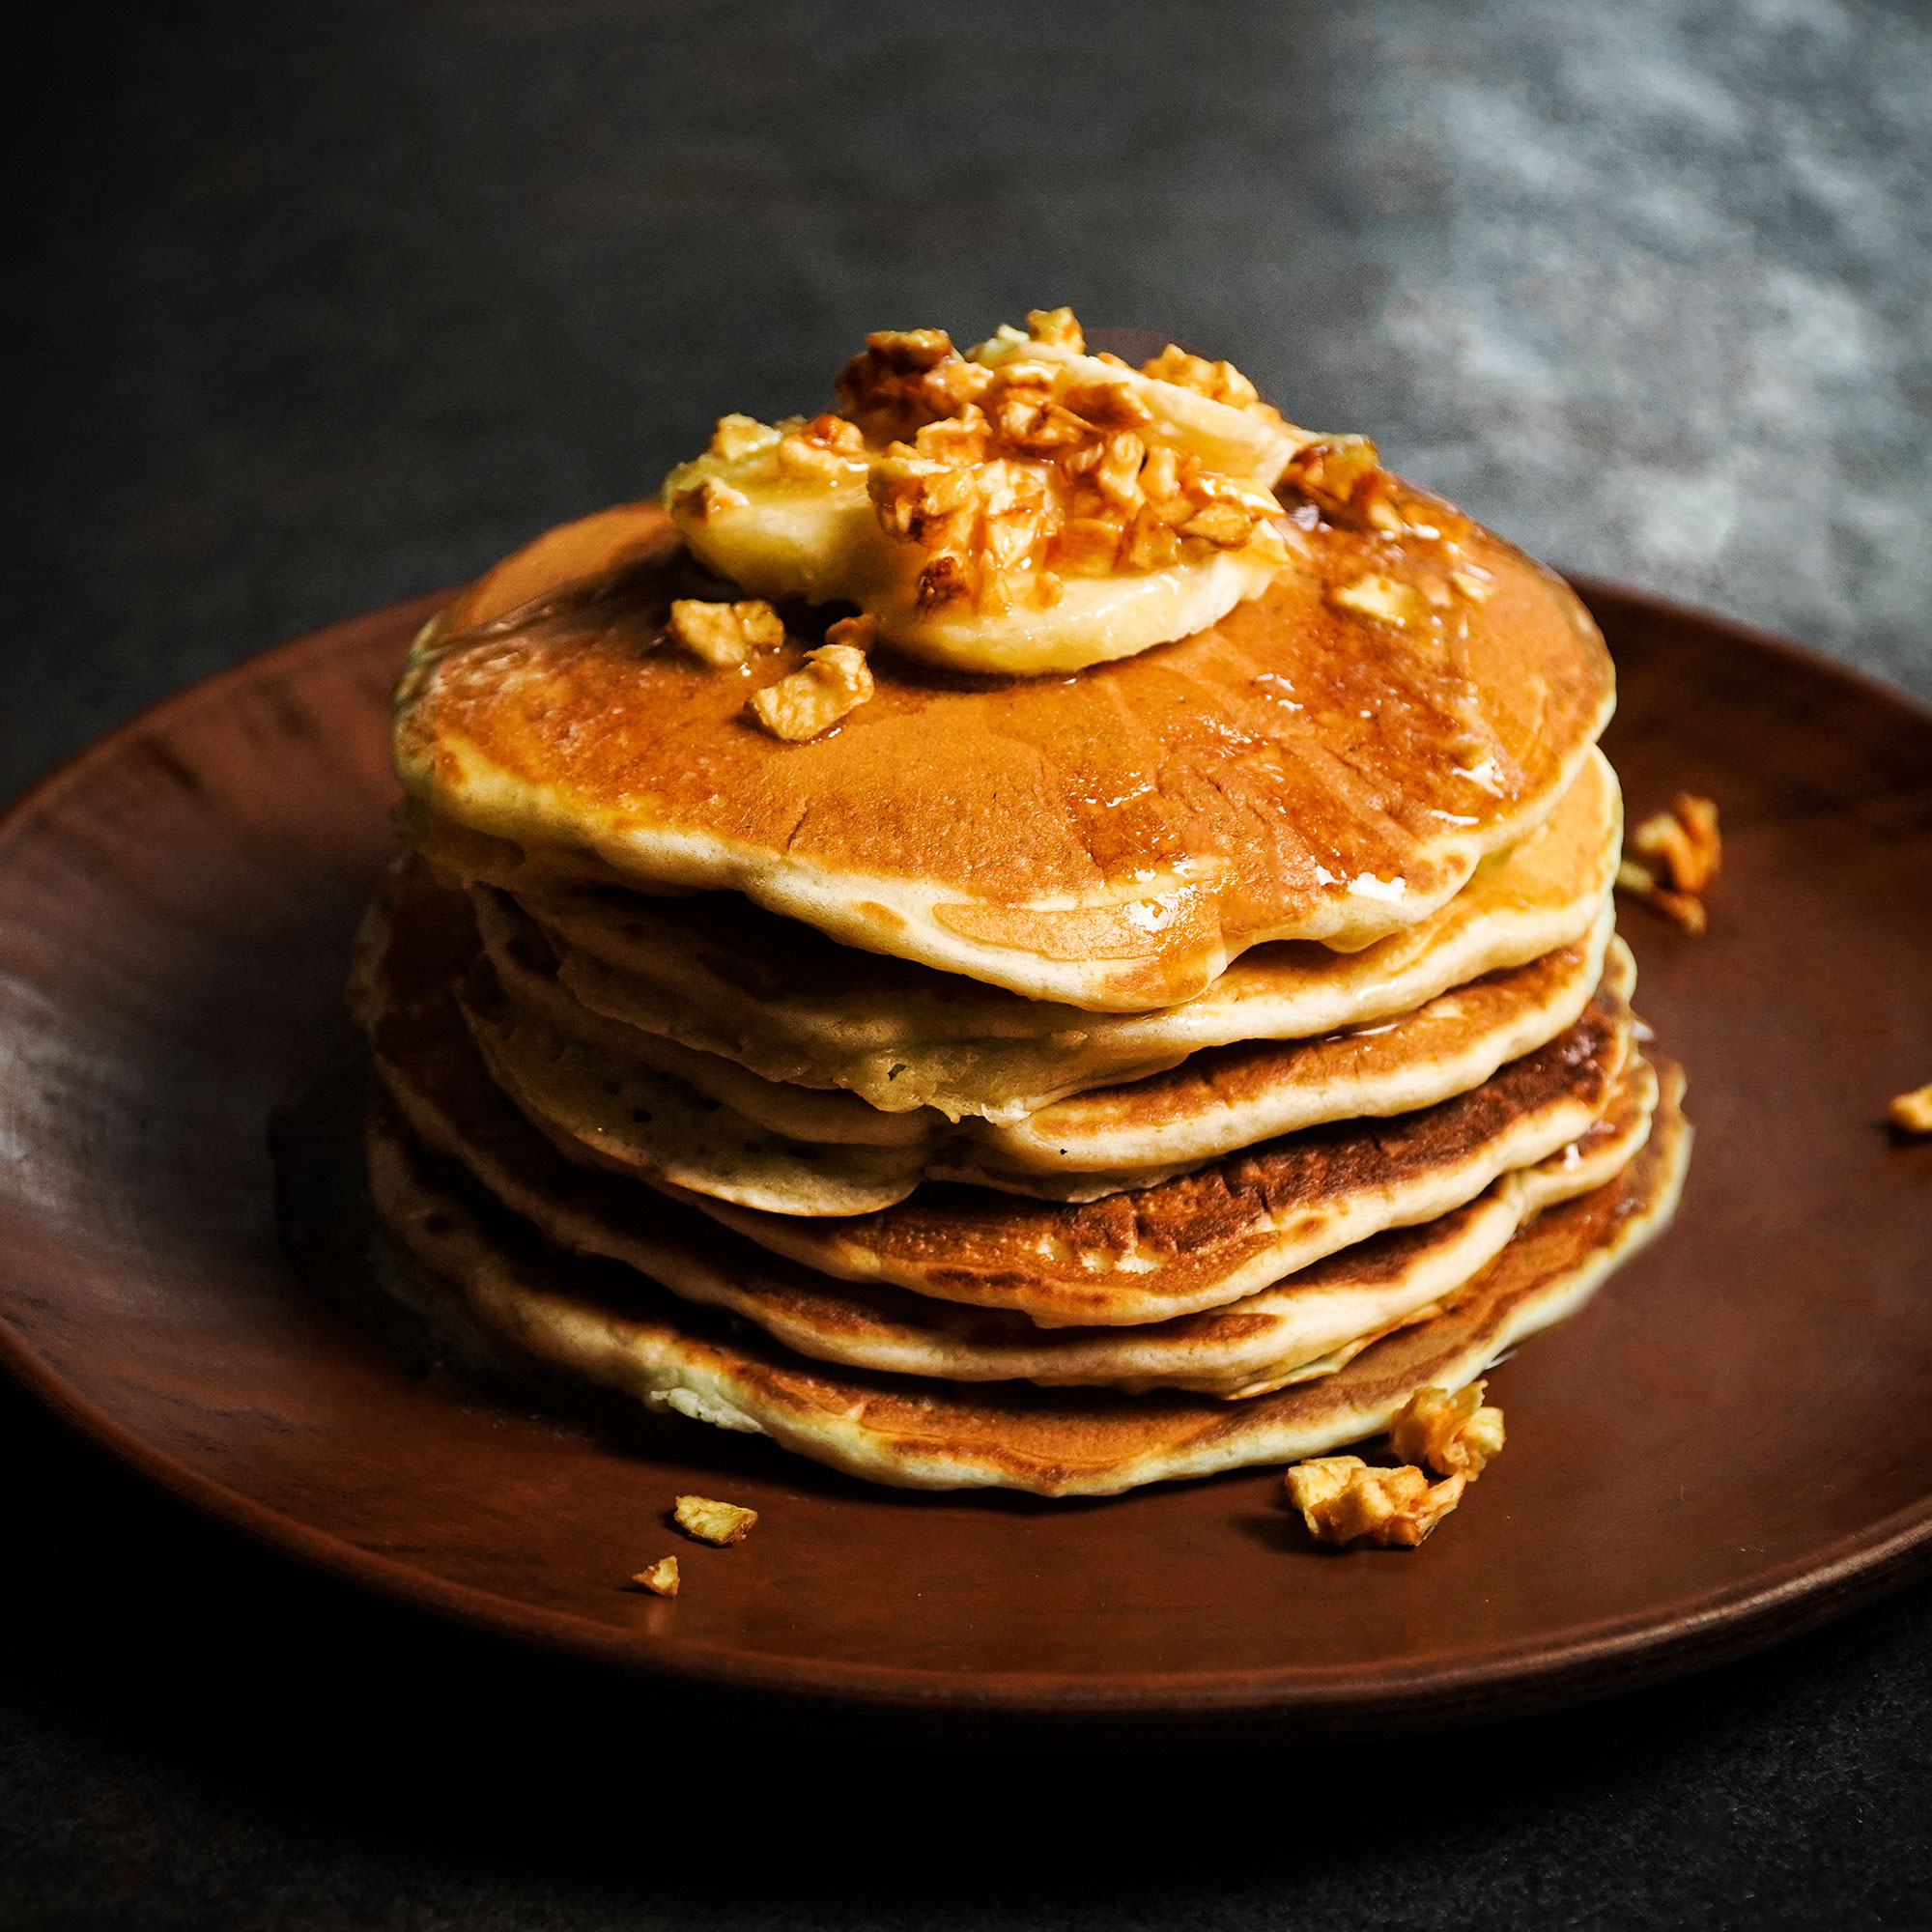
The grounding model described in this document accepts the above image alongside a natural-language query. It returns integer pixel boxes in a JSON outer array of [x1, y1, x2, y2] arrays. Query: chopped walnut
[[828, 311, 1297, 614], [1889, 1080, 1932, 1134], [668, 598, 785, 668], [1026, 305, 1085, 351], [708, 413, 781, 463], [1280, 434, 1458, 541], [679, 477, 751, 520], [632, 1556, 681, 1597], [836, 328, 995, 443], [1616, 858, 1708, 934], [672, 1494, 759, 1546], [750, 642, 874, 741], [1618, 793, 1719, 932], [1388, 1381, 1506, 1480], [824, 612, 878, 651], [1329, 572, 1424, 627], [1140, 343, 1263, 411], [1633, 792, 1721, 895], [776, 412, 868, 484], [1284, 1456, 1466, 1548]]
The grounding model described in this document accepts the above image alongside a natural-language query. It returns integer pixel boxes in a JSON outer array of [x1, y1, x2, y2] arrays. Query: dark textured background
[[5, 2, 1930, 1925]]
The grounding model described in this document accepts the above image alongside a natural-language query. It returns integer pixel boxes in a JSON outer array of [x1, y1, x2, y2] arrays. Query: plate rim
[[3, 576, 1930, 1743]]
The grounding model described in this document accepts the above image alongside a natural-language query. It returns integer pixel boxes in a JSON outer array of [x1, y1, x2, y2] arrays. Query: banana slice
[[663, 316, 1308, 675]]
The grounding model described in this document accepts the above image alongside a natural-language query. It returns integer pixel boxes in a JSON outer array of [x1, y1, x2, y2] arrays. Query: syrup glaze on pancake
[[478, 748, 1620, 1122], [394, 501, 1613, 1010], [370, 939, 1662, 1394], [365, 1072, 1690, 1496], [678, 943, 1635, 1326]]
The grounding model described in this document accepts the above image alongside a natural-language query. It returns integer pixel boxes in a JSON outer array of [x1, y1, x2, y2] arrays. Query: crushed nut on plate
[[673, 1494, 759, 1546], [750, 641, 874, 741], [1617, 792, 1719, 934], [1889, 1080, 1932, 1134], [1284, 1455, 1466, 1548], [1634, 792, 1721, 894], [1388, 1380, 1506, 1480], [632, 1556, 681, 1597]]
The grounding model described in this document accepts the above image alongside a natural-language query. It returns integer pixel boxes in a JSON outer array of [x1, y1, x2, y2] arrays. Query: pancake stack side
[[348, 492, 1689, 1497]]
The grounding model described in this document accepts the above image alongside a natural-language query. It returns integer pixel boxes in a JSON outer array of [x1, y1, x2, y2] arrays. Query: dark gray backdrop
[[5, 2, 1929, 1926]]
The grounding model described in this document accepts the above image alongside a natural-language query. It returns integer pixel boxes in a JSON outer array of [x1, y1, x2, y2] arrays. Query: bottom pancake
[[364, 1073, 1690, 1497]]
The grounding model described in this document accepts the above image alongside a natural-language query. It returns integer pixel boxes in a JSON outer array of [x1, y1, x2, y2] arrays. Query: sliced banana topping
[[662, 309, 1314, 675]]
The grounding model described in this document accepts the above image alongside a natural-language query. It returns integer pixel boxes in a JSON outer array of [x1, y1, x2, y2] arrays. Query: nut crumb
[[1026, 305, 1085, 351], [668, 598, 785, 668], [824, 612, 879, 652], [632, 1556, 680, 1597], [708, 413, 780, 463], [1284, 1456, 1465, 1548], [1329, 573, 1424, 628], [750, 644, 874, 741], [1633, 792, 1721, 895], [1388, 1381, 1505, 1480], [672, 1495, 758, 1546], [1889, 1081, 1932, 1134], [1617, 790, 1719, 935]]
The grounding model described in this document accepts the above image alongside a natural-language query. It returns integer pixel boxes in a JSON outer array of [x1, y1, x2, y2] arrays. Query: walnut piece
[[1140, 343, 1263, 411], [1889, 1080, 1932, 1134], [1026, 305, 1085, 351], [1618, 794, 1719, 932], [672, 1495, 759, 1546], [750, 642, 874, 741], [1633, 792, 1721, 893], [708, 413, 780, 463], [668, 597, 785, 668], [840, 311, 1292, 614], [1284, 1456, 1466, 1548], [632, 1556, 681, 1597], [1329, 573, 1424, 628], [1388, 1380, 1506, 1480]]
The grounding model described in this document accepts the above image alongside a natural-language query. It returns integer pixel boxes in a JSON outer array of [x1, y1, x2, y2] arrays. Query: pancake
[[679, 941, 1635, 1325], [371, 945, 1663, 1394], [496, 747, 1621, 1122], [394, 500, 1614, 1010], [364, 1070, 1690, 1496], [470, 866, 1615, 1195], [943, 909, 1612, 1182]]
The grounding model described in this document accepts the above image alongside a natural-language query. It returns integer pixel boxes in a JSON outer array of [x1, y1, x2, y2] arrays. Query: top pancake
[[393, 500, 1613, 1009]]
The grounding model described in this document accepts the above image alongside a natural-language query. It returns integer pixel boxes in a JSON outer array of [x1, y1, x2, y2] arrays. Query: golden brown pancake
[[370, 945, 1662, 1395], [365, 1071, 1690, 1496], [484, 747, 1620, 1122], [469, 866, 1614, 1196], [678, 943, 1635, 1325], [393, 501, 1613, 1009], [355, 854, 1634, 1317]]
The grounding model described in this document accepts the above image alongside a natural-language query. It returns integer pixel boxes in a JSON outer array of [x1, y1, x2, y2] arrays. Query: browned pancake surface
[[366, 1071, 1689, 1495], [395, 503, 1612, 1008]]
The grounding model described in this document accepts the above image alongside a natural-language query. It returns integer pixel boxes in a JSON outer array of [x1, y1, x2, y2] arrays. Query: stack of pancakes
[[355, 488, 1688, 1498]]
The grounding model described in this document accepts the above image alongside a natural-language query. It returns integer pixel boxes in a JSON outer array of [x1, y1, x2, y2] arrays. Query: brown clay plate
[[1, 582, 1928, 1748]]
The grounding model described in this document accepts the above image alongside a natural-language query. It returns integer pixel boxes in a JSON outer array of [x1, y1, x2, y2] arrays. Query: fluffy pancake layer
[[449, 746, 1621, 1123], [393, 502, 1614, 1009], [466, 878, 1614, 1207], [372, 941, 1663, 1394], [365, 1070, 1689, 1496]]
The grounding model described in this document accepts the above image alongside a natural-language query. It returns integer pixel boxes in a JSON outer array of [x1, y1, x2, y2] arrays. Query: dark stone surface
[[5, 1, 1929, 1924]]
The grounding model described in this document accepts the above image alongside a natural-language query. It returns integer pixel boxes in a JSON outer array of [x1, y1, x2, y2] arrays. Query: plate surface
[[1, 582, 1928, 1747]]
